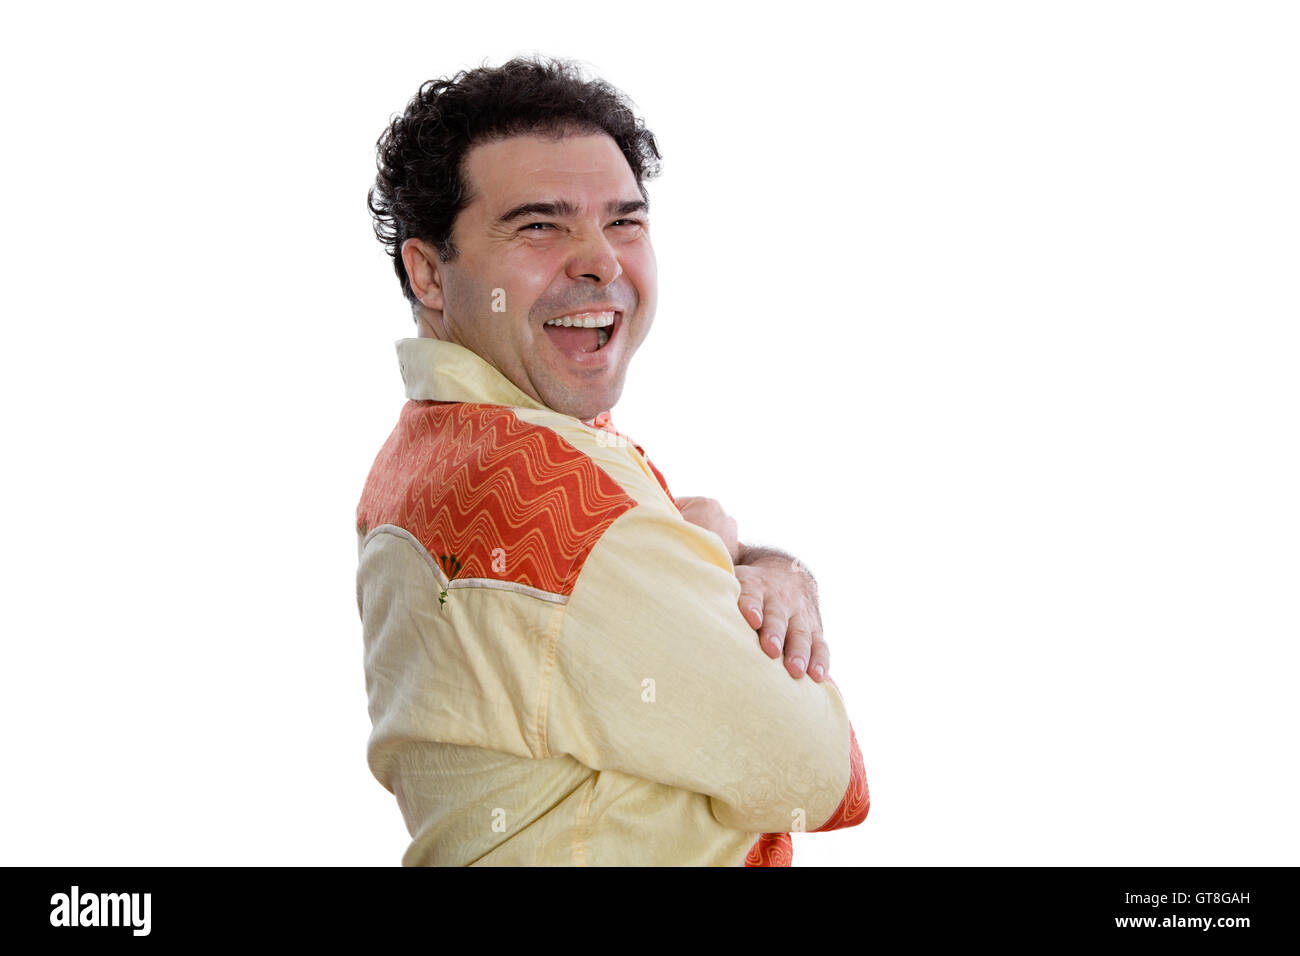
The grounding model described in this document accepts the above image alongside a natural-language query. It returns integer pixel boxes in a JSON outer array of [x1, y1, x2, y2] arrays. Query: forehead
[[461, 132, 639, 211]]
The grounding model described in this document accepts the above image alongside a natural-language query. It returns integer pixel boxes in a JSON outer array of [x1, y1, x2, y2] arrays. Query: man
[[356, 57, 868, 865]]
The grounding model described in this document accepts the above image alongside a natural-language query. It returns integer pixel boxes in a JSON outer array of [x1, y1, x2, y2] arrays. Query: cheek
[[629, 253, 657, 319], [454, 247, 552, 321], [443, 268, 493, 323], [629, 245, 657, 294], [502, 247, 563, 316]]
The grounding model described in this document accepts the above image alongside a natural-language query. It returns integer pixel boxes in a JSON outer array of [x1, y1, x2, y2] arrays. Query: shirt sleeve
[[544, 503, 869, 834]]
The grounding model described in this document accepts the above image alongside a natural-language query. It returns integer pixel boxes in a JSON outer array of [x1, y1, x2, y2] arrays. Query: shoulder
[[356, 401, 637, 601]]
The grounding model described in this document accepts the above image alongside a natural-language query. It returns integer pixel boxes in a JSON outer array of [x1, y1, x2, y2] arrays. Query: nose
[[565, 227, 623, 286]]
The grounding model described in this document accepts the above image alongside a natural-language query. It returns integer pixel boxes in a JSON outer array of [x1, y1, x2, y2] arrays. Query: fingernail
[[791, 656, 805, 674], [811, 664, 824, 680]]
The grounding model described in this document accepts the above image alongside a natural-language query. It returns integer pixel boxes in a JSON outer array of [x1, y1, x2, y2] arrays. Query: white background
[[2, 1, 1295, 866]]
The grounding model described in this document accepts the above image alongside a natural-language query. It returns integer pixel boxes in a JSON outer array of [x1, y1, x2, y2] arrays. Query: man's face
[[404, 132, 657, 422]]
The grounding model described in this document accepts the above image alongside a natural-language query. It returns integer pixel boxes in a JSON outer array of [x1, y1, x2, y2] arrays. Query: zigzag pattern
[[743, 719, 868, 864], [645, 457, 679, 511], [812, 721, 870, 831], [357, 401, 635, 597], [588, 411, 678, 510], [744, 832, 793, 867]]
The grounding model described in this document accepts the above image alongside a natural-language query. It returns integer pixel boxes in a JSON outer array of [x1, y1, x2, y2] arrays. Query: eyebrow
[[495, 197, 649, 225]]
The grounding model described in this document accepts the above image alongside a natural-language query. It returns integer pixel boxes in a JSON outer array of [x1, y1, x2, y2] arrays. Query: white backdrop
[[1, 1, 1295, 866]]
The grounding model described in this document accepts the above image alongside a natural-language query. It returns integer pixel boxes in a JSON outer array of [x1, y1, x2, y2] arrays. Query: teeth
[[544, 311, 616, 328]]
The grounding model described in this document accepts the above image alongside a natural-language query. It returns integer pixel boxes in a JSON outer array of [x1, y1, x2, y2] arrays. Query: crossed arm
[[544, 500, 861, 833], [675, 496, 831, 683]]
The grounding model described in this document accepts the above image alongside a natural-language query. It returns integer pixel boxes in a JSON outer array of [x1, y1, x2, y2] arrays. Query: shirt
[[355, 337, 869, 865]]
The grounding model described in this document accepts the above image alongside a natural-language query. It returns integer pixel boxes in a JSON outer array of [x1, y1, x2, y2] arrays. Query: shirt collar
[[396, 338, 545, 409], [395, 338, 613, 428]]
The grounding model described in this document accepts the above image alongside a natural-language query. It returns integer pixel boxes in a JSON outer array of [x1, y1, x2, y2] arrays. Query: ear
[[401, 237, 446, 314]]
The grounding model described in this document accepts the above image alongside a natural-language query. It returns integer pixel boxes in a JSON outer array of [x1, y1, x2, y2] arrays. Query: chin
[[567, 399, 613, 422], [552, 386, 620, 422]]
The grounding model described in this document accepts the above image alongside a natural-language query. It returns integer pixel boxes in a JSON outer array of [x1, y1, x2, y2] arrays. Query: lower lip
[[542, 312, 621, 368]]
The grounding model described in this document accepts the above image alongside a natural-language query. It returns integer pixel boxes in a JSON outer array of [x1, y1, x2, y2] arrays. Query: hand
[[734, 550, 828, 682], [675, 496, 740, 565]]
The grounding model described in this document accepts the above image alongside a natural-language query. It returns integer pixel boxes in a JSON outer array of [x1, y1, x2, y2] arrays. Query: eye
[[521, 222, 556, 232]]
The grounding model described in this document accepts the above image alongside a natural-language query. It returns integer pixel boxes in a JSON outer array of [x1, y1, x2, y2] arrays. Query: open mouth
[[541, 310, 620, 358]]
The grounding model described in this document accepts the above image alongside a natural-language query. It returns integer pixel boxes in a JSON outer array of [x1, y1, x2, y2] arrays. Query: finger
[[734, 568, 765, 631], [806, 634, 831, 682], [782, 617, 814, 679], [758, 610, 789, 660]]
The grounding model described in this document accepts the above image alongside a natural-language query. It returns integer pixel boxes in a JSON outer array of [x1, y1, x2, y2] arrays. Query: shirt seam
[[533, 599, 566, 760], [360, 523, 573, 605], [572, 775, 595, 866], [360, 524, 559, 760]]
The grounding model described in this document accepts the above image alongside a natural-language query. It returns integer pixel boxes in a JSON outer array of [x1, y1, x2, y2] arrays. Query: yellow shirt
[[355, 338, 868, 865]]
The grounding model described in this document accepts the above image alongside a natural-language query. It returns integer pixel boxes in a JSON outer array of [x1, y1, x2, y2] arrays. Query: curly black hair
[[367, 56, 662, 310]]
